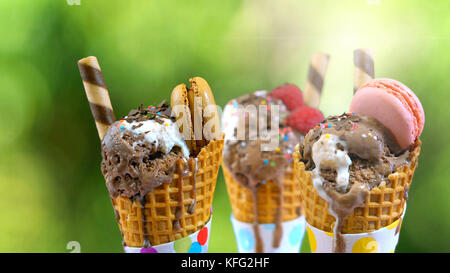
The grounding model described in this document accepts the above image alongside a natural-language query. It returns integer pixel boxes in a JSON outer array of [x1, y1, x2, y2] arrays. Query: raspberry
[[287, 106, 324, 134], [269, 84, 304, 110]]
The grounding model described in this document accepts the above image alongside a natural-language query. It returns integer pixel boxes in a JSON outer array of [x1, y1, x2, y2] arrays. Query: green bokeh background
[[0, 0, 448, 252]]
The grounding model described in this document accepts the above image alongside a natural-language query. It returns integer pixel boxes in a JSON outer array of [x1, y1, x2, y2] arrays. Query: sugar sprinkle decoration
[[262, 180, 267, 184], [270, 161, 276, 167], [120, 126, 125, 131], [123, 102, 173, 124], [264, 159, 269, 165]]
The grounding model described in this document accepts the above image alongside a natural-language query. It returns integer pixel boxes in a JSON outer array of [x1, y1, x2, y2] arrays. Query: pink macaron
[[350, 78, 424, 149]]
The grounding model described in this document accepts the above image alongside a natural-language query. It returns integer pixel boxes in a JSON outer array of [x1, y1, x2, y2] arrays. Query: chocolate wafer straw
[[78, 56, 116, 140], [304, 53, 330, 108], [353, 48, 374, 92]]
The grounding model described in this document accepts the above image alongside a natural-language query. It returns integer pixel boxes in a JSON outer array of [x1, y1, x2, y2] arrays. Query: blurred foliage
[[0, 0, 448, 252]]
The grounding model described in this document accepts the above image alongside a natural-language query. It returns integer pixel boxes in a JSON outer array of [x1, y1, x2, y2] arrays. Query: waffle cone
[[223, 163, 302, 224], [111, 138, 224, 247], [293, 140, 421, 233]]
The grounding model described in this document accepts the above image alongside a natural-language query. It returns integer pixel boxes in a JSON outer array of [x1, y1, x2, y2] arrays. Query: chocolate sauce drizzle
[[128, 157, 198, 247], [235, 173, 284, 253], [273, 185, 283, 248], [173, 159, 187, 231], [188, 159, 199, 214], [139, 195, 151, 248], [251, 188, 264, 253]]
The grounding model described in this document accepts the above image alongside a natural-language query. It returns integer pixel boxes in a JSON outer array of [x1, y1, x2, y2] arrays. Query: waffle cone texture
[[293, 140, 421, 234], [223, 163, 302, 224], [111, 139, 224, 247]]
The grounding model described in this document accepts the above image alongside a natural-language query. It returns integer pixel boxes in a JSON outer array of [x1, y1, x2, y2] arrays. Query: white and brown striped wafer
[[353, 48, 374, 92], [304, 53, 330, 108], [78, 56, 116, 140]]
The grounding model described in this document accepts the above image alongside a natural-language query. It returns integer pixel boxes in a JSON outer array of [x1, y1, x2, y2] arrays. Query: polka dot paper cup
[[124, 216, 212, 253], [231, 215, 306, 253], [306, 208, 406, 253]]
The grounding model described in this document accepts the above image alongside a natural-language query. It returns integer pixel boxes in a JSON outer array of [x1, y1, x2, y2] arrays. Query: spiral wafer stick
[[78, 56, 116, 140], [304, 53, 330, 108], [353, 48, 375, 92]]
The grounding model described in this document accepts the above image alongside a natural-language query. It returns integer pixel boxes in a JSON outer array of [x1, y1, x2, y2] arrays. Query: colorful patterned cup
[[231, 215, 306, 253], [124, 216, 212, 253], [306, 208, 406, 253]]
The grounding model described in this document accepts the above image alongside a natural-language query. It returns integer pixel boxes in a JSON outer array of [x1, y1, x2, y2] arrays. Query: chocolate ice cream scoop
[[101, 104, 190, 199], [223, 131, 299, 189], [300, 113, 410, 191], [222, 91, 303, 188]]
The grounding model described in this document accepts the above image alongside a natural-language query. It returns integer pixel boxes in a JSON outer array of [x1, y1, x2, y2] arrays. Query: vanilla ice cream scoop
[[311, 134, 352, 191], [101, 103, 190, 198]]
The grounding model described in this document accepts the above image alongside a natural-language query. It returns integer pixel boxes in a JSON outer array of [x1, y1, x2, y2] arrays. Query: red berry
[[287, 106, 324, 134], [269, 84, 304, 110]]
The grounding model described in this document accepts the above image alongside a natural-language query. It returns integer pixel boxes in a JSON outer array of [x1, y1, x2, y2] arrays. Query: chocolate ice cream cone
[[294, 140, 421, 252], [221, 78, 328, 252], [114, 138, 223, 248], [78, 57, 224, 253]]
